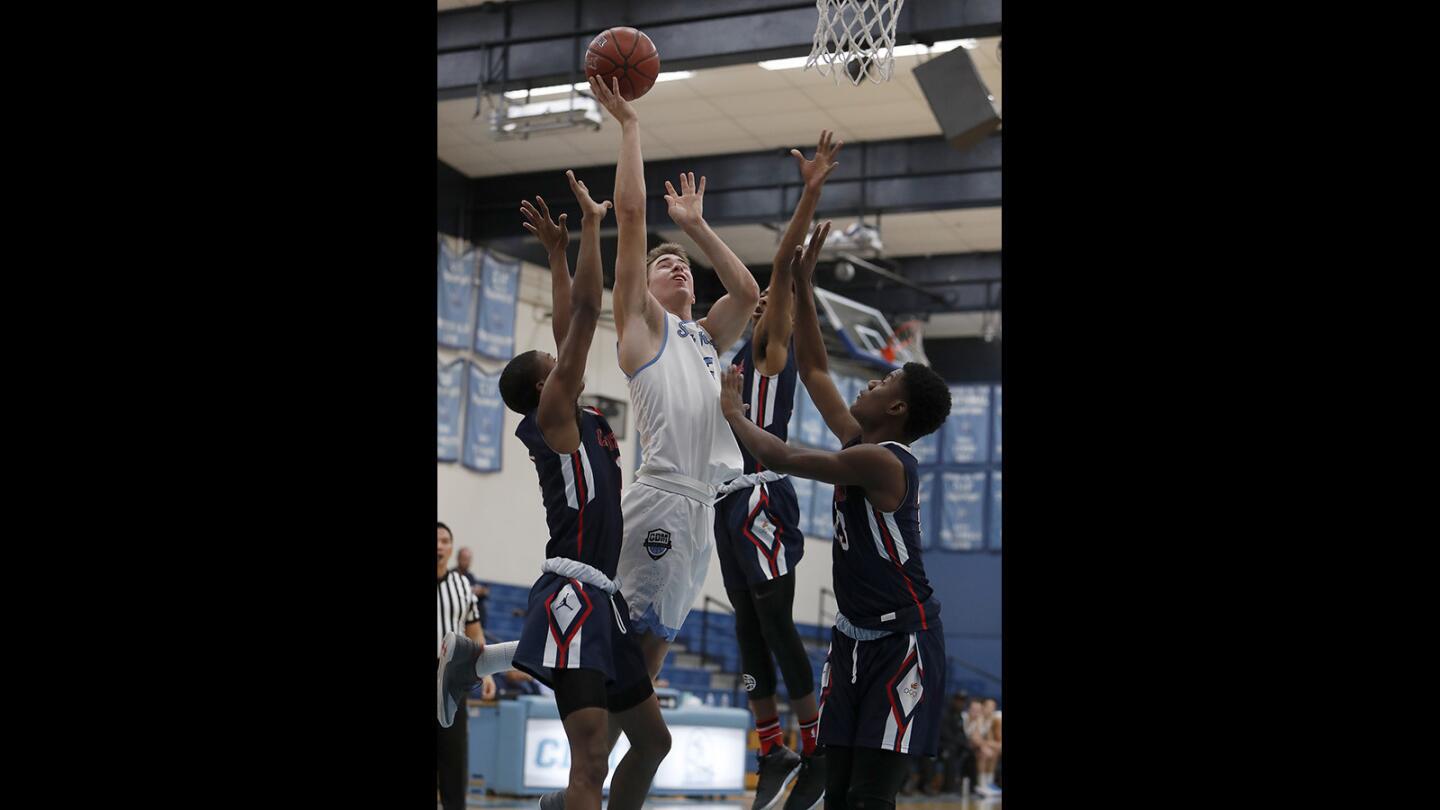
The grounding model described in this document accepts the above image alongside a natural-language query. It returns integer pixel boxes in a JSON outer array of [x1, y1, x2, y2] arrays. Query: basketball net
[[808, 0, 905, 85], [885, 319, 925, 364]]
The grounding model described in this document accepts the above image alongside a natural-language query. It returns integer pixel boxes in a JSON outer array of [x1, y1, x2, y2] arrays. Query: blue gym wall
[[926, 552, 1002, 700]]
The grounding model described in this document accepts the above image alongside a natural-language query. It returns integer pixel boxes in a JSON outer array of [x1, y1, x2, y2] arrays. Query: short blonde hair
[[646, 243, 690, 269]]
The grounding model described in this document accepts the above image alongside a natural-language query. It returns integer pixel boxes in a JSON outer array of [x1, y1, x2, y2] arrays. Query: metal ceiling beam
[[448, 133, 1001, 243], [438, 0, 1002, 99]]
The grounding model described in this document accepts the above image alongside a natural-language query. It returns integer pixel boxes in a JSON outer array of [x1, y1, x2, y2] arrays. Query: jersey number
[[835, 510, 850, 551]]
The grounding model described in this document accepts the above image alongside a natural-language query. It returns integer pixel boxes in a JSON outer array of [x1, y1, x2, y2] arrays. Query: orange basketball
[[585, 27, 660, 101]]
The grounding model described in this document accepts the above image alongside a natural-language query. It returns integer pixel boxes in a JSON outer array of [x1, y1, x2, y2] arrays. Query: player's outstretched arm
[[788, 221, 861, 444], [536, 171, 612, 455], [589, 75, 663, 374], [721, 366, 905, 510], [520, 194, 571, 349], [755, 130, 843, 375], [664, 171, 759, 350]]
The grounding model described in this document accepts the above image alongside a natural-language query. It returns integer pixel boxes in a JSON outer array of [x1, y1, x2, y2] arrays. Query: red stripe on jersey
[[873, 506, 928, 630]]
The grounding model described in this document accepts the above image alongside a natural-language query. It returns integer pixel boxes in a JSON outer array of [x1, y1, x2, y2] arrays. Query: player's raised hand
[[791, 129, 843, 190], [720, 365, 748, 422], [792, 220, 832, 284], [663, 171, 706, 229], [521, 195, 568, 255], [589, 75, 637, 125], [566, 170, 612, 222]]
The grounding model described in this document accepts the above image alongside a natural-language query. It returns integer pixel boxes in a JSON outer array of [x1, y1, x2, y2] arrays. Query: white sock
[[474, 640, 518, 677], [982, 771, 993, 786]]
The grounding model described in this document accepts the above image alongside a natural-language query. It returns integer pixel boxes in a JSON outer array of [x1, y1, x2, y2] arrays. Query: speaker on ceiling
[[912, 46, 1001, 152]]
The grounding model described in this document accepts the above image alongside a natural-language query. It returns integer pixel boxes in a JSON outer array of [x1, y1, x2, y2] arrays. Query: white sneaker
[[976, 783, 1001, 797]]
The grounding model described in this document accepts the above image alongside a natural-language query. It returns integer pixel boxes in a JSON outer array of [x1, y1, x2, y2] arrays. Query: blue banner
[[911, 428, 940, 465], [917, 470, 936, 550], [989, 470, 1002, 549], [786, 390, 809, 449], [811, 480, 834, 539], [794, 379, 827, 448], [463, 362, 506, 472], [791, 475, 814, 538], [992, 385, 1002, 462], [823, 373, 856, 451], [437, 358, 465, 462], [938, 471, 986, 551], [944, 385, 991, 464], [437, 239, 479, 348], [474, 251, 521, 359]]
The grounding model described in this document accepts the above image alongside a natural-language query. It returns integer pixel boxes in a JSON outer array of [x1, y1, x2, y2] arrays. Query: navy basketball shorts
[[512, 572, 651, 711], [714, 477, 806, 592], [816, 625, 947, 756]]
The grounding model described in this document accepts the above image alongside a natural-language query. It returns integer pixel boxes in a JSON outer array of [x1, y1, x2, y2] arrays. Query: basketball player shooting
[[718, 224, 954, 810], [439, 170, 671, 810], [588, 74, 758, 678], [712, 131, 842, 810]]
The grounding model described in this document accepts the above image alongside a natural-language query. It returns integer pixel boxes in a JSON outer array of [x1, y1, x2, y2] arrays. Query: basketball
[[585, 27, 660, 101]]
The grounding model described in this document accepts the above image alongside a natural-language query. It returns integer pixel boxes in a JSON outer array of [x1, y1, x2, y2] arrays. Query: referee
[[437, 522, 495, 810]]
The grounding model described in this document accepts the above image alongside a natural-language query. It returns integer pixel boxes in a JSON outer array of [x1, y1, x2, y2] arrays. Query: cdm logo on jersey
[[644, 528, 672, 560]]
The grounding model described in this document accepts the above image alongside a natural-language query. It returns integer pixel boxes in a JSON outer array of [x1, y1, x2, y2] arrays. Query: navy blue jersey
[[830, 439, 941, 634], [732, 336, 798, 474], [515, 407, 625, 576]]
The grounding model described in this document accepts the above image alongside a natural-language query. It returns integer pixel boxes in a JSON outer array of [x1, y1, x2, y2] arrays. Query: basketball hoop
[[808, 0, 905, 86], [892, 319, 926, 363]]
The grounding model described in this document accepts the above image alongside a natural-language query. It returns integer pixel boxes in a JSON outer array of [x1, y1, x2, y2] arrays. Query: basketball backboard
[[814, 286, 929, 370]]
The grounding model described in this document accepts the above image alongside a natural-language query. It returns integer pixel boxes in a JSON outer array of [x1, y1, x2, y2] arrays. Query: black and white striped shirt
[[437, 569, 479, 657]]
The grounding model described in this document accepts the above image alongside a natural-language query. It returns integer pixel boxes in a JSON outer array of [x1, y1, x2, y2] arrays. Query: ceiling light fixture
[[503, 71, 693, 100]]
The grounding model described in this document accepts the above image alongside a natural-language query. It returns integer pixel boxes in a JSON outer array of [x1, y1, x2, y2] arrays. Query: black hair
[[499, 349, 546, 415], [899, 362, 952, 442], [437, 521, 453, 540]]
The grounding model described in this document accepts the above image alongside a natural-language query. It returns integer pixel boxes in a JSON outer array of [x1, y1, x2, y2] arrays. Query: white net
[[808, 0, 905, 85]]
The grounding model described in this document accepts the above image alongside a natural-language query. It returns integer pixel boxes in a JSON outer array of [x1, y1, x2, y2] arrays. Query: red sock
[[756, 715, 782, 755], [798, 715, 819, 756]]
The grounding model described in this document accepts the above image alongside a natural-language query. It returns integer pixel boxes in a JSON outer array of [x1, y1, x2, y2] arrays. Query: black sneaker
[[753, 745, 802, 810], [781, 750, 826, 810], [538, 790, 565, 810]]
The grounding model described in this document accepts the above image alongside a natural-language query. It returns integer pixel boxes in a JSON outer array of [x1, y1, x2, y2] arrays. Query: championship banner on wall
[[437, 357, 465, 462], [939, 471, 986, 551], [944, 385, 992, 464], [462, 362, 505, 472], [438, 238, 479, 349], [474, 250, 521, 359]]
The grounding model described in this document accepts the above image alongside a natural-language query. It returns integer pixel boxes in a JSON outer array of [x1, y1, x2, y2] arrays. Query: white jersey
[[627, 312, 742, 488]]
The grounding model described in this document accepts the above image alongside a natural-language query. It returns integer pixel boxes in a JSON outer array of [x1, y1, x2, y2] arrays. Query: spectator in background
[[967, 697, 1002, 797], [931, 691, 976, 794], [983, 698, 1002, 790], [453, 547, 490, 627]]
